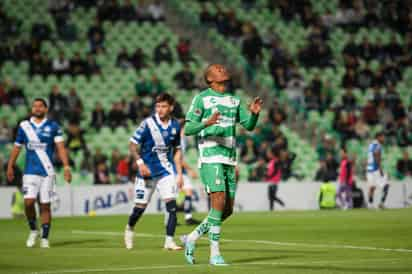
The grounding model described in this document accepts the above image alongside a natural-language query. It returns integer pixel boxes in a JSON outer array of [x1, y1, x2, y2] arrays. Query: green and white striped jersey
[[186, 88, 259, 166]]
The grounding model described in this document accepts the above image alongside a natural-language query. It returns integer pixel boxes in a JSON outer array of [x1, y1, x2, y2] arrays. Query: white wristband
[[136, 159, 144, 166]]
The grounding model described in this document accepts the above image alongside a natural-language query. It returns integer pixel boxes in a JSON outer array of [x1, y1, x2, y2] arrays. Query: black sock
[[28, 218, 37, 231], [184, 196, 192, 215], [165, 200, 177, 237], [369, 195, 373, 204], [381, 185, 389, 203], [128, 207, 145, 228], [42, 223, 50, 239]]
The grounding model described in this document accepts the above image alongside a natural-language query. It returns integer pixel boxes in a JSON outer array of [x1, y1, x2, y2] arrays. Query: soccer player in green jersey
[[183, 64, 263, 265]]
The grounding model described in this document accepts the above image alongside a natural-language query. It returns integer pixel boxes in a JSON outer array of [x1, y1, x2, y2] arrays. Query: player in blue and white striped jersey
[[7, 98, 72, 248], [366, 132, 389, 209], [124, 93, 184, 251]]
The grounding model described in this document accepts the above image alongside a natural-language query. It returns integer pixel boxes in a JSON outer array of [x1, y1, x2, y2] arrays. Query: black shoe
[[185, 218, 201, 225]]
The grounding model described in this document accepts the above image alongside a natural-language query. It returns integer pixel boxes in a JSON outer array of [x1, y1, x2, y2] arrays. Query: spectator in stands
[[119, 0, 137, 22], [128, 95, 144, 122], [49, 85, 67, 122], [248, 158, 266, 181], [94, 162, 110, 184], [89, 32, 105, 54], [242, 25, 263, 67], [107, 102, 128, 130], [0, 81, 8, 105], [342, 68, 358, 89], [299, 40, 333, 68], [85, 53, 101, 76], [356, 63, 374, 90], [97, 0, 120, 22], [177, 38, 192, 63], [70, 52, 87, 75], [153, 39, 173, 64], [396, 119, 412, 147], [342, 88, 357, 110], [240, 138, 257, 164], [110, 148, 122, 174], [174, 64, 197, 90], [116, 155, 131, 183], [386, 35, 403, 61], [279, 150, 298, 181], [199, 3, 214, 25], [52, 51, 70, 77], [272, 67, 288, 90], [31, 22, 51, 41], [343, 35, 359, 58], [116, 47, 132, 69], [130, 47, 146, 71], [315, 159, 337, 182], [93, 147, 108, 168], [91, 102, 106, 131], [354, 117, 370, 139], [136, 0, 150, 22], [0, 118, 12, 146], [384, 84, 401, 112], [7, 81, 26, 106], [29, 53, 44, 77], [147, 0, 165, 22], [362, 99, 379, 125], [67, 87, 83, 123], [148, 74, 165, 95], [396, 151, 412, 179], [41, 53, 52, 77], [66, 122, 88, 155]]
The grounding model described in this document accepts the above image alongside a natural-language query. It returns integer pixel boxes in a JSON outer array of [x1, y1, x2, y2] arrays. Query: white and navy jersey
[[15, 117, 63, 176], [130, 114, 181, 179], [367, 140, 382, 173]]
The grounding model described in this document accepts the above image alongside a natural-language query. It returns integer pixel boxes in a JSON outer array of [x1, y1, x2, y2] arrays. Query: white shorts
[[366, 170, 388, 188], [22, 175, 55, 204], [182, 174, 193, 191], [134, 174, 177, 204]]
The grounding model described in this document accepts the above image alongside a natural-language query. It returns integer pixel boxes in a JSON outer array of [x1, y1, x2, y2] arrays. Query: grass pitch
[[1, 208, 411, 274]]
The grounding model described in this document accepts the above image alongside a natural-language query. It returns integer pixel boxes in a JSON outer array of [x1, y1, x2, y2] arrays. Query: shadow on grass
[[53, 238, 105, 247]]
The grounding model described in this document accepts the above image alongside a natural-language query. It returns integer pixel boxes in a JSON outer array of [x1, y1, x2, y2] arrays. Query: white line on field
[[71, 230, 412, 254], [29, 259, 410, 274]]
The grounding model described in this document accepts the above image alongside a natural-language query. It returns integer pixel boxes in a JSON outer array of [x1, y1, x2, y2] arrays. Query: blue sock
[[165, 200, 177, 237], [28, 218, 37, 231], [42, 223, 50, 239], [184, 196, 192, 214], [128, 207, 145, 228]]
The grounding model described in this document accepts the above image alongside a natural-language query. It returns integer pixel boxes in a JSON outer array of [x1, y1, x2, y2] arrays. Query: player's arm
[[185, 95, 219, 136], [7, 125, 24, 182], [238, 97, 263, 131], [130, 122, 151, 177], [374, 149, 383, 176], [56, 141, 72, 183], [182, 160, 198, 179], [174, 148, 184, 189], [7, 145, 21, 182]]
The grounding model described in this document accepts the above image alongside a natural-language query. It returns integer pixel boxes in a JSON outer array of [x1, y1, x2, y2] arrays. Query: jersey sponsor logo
[[171, 128, 177, 135], [27, 141, 47, 151], [44, 126, 51, 133], [152, 145, 170, 153], [162, 131, 169, 138]]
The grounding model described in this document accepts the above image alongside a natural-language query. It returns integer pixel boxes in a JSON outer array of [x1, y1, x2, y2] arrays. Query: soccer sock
[[368, 194, 373, 204], [41, 223, 50, 239], [27, 218, 37, 231], [187, 217, 209, 242], [127, 207, 145, 229], [207, 208, 222, 258], [165, 200, 177, 237], [381, 184, 390, 203], [184, 195, 193, 220]]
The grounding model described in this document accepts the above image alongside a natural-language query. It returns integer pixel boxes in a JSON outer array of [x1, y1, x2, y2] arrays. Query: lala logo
[[171, 128, 177, 135]]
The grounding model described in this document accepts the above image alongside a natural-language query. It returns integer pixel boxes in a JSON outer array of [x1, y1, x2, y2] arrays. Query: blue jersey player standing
[[7, 98, 72, 248], [124, 93, 184, 251], [366, 131, 389, 209]]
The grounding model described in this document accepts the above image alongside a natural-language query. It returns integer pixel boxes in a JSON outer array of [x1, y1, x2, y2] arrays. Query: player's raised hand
[[64, 167, 72, 183], [249, 97, 263, 115], [138, 163, 151, 177], [6, 166, 14, 183], [204, 111, 220, 127]]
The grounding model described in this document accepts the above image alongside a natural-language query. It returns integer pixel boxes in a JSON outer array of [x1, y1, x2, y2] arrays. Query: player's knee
[[24, 199, 36, 207], [135, 203, 148, 209], [166, 200, 177, 215]]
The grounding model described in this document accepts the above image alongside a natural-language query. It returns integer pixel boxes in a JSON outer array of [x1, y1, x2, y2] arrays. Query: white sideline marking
[[71, 230, 412, 254], [30, 259, 408, 274]]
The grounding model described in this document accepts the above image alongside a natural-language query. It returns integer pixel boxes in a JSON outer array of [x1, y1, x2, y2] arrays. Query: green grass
[[1, 209, 412, 274]]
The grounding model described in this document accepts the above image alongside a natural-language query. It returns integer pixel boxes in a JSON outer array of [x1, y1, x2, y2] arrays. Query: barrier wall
[[1, 181, 411, 218]]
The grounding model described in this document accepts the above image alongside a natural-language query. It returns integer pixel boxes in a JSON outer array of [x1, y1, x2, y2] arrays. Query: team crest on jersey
[[171, 128, 177, 135], [162, 131, 168, 138], [210, 97, 217, 105], [44, 126, 51, 132]]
